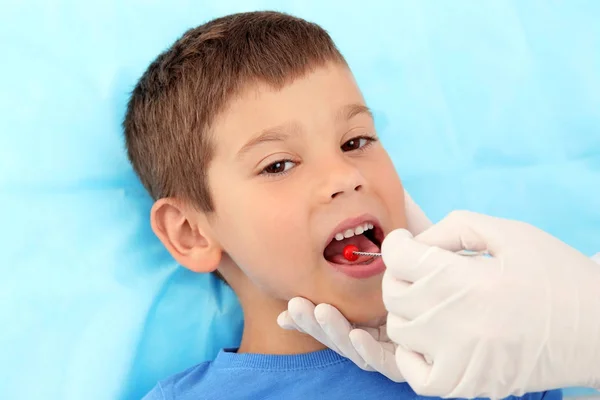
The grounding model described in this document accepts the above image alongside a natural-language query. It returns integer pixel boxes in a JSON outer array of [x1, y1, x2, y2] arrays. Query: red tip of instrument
[[343, 244, 359, 261]]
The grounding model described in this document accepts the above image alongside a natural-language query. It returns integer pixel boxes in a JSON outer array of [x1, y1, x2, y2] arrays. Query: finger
[[424, 347, 472, 398], [359, 326, 404, 358], [403, 190, 433, 236], [357, 326, 382, 339], [383, 264, 457, 320], [287, 298, 341, 353], [394, 346, 436, 396], [388, 312, 468, 398], [349, 329, 405, 382], [313, 304, 371, 370], [277, 311, 304, 332], [382, 229, 463, 282], [382, 270, 415, 320], [416, 210, 503, 255]]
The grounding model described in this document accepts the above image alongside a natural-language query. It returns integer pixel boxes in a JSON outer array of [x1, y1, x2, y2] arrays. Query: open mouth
[[323, 219, 384, 265]]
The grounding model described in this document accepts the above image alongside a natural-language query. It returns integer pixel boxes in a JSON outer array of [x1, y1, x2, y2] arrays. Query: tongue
[[324, 234, 380, 264]]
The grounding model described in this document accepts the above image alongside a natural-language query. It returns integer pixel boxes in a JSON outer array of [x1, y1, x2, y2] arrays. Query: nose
[[318, 155, 366, 202]]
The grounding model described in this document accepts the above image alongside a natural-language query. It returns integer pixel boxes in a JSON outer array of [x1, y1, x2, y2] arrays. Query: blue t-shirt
[[143, 348, 563, 400]]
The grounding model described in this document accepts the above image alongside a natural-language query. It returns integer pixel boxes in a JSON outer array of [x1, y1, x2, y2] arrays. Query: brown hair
[[123, 11, 346, 212]]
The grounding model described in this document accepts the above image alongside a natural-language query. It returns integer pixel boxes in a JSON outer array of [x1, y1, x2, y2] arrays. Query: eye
[[341, 136, 376, 152], [261, 160, 296, 175]]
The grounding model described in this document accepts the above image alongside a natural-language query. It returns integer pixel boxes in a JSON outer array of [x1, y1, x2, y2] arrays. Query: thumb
[[415, 210, 503, 255]]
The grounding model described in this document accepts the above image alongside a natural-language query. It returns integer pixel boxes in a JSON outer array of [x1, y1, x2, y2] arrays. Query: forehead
[[210, 64, 366, 154]]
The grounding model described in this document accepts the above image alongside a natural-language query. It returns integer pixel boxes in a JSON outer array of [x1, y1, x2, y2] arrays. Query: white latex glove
[[383, 210, 600, 399], [277, 297, 404, 382], [277, 190, 432, 381]]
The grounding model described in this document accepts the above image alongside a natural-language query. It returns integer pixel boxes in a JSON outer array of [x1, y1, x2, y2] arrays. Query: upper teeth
[[334, 223, 374, 241]]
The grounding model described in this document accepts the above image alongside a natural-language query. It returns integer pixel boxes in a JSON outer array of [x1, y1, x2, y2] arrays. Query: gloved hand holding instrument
[[279, 193, 600, 399]]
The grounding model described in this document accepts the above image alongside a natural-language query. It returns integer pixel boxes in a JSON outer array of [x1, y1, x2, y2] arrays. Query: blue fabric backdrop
[[1, 1, 598, 398]]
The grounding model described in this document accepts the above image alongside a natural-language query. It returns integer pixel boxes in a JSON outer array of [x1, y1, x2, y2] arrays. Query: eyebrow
[[236, 124, 295, 160], [337, 103, 374, 122], [235, 103, 373, 159]]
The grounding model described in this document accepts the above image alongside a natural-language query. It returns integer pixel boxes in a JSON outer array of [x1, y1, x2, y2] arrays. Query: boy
[[124, 11, 562, 400]]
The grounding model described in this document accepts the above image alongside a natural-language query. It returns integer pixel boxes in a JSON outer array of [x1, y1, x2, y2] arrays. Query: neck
[[236, 288, 326, 355]]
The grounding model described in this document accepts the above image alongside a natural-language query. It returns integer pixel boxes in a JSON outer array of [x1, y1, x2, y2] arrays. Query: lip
[[327, 256, 386, 279], [323, 213, 386, 280]]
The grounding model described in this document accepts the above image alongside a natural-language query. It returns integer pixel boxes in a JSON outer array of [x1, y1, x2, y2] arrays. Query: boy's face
[[207, 63, 407, 324]]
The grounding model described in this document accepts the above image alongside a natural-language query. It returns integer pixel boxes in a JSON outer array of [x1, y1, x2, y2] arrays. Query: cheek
[[380, 168, 405, 205], [370, 156, 407, 225], [213, 185, 316, 297]]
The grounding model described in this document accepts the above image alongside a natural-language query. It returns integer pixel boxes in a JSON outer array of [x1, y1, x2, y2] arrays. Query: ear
[[150, 198, 221, 273]]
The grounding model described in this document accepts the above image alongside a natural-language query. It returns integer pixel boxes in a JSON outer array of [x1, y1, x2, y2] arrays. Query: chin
[[338, 295, 387, 328], [345, 310, 387, 328]]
